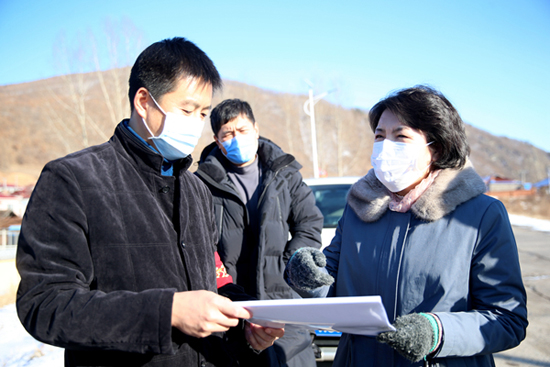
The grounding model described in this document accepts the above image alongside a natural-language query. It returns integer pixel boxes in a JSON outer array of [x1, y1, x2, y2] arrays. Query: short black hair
[[210, 99, 256, 136], [128, 37, 222, 110], [369, 85, 470, 170]]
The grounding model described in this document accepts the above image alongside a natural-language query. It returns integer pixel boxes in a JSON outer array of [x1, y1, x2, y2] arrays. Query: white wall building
[[0, 194, 29, 218]]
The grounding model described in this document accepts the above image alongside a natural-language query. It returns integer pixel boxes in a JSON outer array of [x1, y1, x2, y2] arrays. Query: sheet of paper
[[235, 296, 395, 336]]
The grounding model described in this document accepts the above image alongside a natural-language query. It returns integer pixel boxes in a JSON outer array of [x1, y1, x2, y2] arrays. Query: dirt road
[[494, 226, 550, 367]]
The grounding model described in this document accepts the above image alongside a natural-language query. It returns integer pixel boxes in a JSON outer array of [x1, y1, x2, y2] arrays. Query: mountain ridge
[[1, 68, 549, 185]]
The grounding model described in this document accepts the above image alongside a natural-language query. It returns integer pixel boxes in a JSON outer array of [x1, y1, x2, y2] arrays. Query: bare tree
[[93, 17, 144, 126], [52, 31, 92, 148], [47, 18, 144, 151], [43, 97, 77, 154], [278, 93, 298, 154]]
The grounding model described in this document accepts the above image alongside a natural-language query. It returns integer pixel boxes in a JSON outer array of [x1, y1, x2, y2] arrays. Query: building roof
[[0, 210, 21, 230], [535, 178, 549, 188]]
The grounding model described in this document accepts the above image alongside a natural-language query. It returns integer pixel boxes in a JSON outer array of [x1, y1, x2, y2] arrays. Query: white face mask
[[141, 94, 205, 161], [371, 139, 433, 193]]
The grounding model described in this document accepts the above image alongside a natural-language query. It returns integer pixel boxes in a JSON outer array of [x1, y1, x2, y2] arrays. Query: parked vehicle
[[303, 177, 361, 364], [304, 177, 361, 249]]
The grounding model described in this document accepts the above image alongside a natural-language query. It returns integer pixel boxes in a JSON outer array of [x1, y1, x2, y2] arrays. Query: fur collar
[[347, 161, 486, 222]]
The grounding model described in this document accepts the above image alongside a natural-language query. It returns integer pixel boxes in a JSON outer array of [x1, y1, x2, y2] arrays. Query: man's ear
[[134, 88, 149, 119], [214, 135, 224, 150], [213, 134, 229, 155], [254, 123, 260, 138]]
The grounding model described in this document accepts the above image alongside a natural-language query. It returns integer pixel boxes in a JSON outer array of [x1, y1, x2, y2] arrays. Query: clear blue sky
[[1, 0, 549, 152]]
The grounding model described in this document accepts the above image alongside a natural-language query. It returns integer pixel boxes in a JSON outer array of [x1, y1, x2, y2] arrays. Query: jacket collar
[[347, 160, 486, 222], [113, 120, 193, 174]]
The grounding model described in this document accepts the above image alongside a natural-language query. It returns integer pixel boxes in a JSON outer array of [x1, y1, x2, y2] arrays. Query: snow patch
[[0, 304, 64, 366], [509, 214, 550, 233]]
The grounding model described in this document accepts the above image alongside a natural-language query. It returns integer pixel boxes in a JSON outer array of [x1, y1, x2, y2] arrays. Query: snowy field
[[0, 304, 64, 366], [508, 214, 550, 234], [1, 214, 549, 366]]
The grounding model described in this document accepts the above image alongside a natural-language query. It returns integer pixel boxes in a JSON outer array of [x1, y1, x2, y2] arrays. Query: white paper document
[[235, 296, 395, 336]]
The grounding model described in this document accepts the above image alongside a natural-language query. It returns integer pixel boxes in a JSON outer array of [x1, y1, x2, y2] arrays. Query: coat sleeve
[[215, 251, 233, 288], [434, 200, 528, 357], [283, 171, 324, 262], [16, 161, 175, 355], [286, 204, 348, 299], [321, 205, 349, 299]]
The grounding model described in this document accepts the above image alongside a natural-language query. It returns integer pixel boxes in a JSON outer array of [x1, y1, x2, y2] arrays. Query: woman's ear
[[430, 143, 441, 164]]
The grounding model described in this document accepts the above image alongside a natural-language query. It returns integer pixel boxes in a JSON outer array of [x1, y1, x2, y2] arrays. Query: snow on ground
[[0, 304, 64, 366], [509, 214, 550, 233], [1, 214, 549, 366]]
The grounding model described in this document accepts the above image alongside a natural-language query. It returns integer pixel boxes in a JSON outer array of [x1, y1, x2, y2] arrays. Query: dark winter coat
[[196, 138, 323, 366], [196, 138, 323, 300], [322, 163, 528, 367], [16, 122, 233, 367]]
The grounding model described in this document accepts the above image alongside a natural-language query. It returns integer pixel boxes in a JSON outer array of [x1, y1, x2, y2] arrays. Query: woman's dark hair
[[369, 85, 470, 170], [210, 99, 256, 136], [128, 37, 222, 110]]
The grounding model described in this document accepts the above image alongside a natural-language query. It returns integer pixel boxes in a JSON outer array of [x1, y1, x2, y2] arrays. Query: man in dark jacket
[[16, 38, 282, 367], [196, 99, 324, 367]]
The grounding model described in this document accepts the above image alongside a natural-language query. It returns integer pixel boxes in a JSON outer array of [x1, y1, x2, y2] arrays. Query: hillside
[[1, 68, 549, 185]]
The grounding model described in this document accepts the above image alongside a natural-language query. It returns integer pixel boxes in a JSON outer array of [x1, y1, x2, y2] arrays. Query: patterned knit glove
[[285, 247, 334, 291], [376, 313, 441, 362]]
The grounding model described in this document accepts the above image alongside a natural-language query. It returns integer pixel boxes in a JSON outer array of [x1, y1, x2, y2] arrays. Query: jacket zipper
[[393, 219, 410, 319], [218, 206, 224, 238], [257, 162, 292, 209], [276, 196, 283, 222], [276, 196, 284, 237]]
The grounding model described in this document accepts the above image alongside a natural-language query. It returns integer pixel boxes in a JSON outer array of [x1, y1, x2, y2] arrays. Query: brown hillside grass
[[0, 166, 41, 186], [498, 191, 550, 221], [1, 70, 549, 186]]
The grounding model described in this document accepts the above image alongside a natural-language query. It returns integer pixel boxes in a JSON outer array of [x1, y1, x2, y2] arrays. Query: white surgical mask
[[142, 94, 205, 161], [371, 139, 433, 193]]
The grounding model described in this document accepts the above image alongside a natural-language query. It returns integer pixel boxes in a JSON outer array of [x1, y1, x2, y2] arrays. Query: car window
[[310, 184, 352, 228]]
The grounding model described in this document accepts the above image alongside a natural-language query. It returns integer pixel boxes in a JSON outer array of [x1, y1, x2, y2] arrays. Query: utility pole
[[303, 81, 335, 179]]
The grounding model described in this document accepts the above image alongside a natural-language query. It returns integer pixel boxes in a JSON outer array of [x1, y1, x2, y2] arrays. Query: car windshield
[[310, 184, 352, 228]]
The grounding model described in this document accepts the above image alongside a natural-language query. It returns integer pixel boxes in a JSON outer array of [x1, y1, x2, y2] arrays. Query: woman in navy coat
[[286, 85, 528, 366]]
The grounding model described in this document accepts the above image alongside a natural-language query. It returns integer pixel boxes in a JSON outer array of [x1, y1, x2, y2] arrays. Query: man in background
[[16, 38, 281, 367], [196, 99, 323, 366]]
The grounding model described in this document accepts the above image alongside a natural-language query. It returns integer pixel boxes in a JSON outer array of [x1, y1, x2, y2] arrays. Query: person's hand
[[286, 247, 334, 291], [376, 313, 440, 362], [171, 290, 252, 338], [244, 322, 285, 351]]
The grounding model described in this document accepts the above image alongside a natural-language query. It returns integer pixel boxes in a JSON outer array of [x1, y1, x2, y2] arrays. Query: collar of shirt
[[123, 120, 174, 176]]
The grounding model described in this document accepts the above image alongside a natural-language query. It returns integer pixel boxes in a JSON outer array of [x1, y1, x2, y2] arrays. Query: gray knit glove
[[285, 248, 334, 291], [376, 313, 440, 362]]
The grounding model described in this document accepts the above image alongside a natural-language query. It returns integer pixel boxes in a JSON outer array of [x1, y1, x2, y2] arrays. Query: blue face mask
[[221, 134, 258, 165]]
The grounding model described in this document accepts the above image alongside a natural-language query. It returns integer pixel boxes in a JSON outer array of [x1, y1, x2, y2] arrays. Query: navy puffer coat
[[323, 163, 528, 366]]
